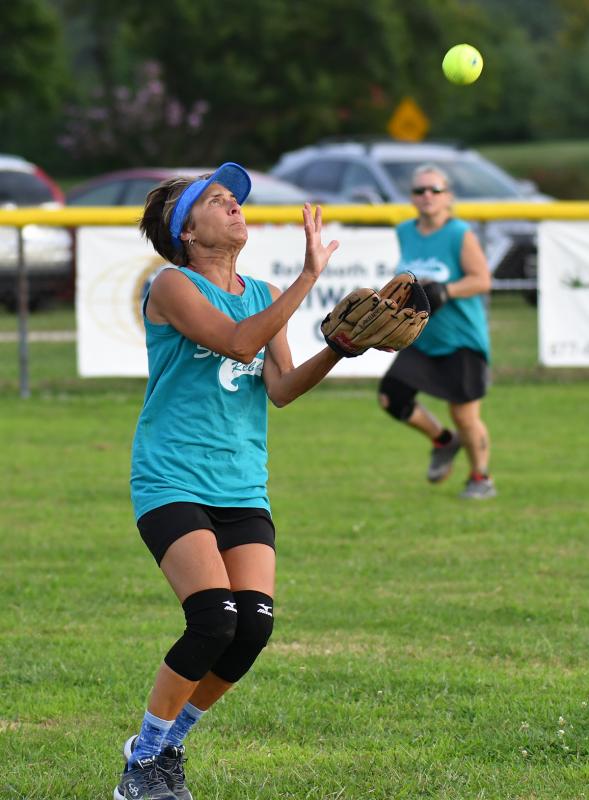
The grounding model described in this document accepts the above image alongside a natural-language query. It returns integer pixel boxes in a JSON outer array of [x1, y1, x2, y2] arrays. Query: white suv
[[271, 138, 550, 295], [0, 154, 72, 310]]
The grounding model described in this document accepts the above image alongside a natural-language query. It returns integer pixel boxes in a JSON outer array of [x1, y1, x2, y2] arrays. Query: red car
[[66, 167, 312, 207]]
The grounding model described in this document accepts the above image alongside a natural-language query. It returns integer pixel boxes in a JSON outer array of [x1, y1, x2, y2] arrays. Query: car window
[[122, 179, 161, 206], [444, 161, 522, 199], [381, 159, 521, 200], [249, 177, 307, 205], [68, 181, 126, 206], [297, 160, 345, 193], [340, 163, 385, 198], [0, 171, 54, 205]]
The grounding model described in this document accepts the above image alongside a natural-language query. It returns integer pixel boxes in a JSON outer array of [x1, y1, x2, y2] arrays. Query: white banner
[[76, 225, 401, 377], [538, 222, 589, 366]]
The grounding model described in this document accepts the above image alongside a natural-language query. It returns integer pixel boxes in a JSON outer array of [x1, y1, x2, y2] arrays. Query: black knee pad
[[211, 591, 274, 684], [164, 588, 238, 681], [378, 372, 417, 421]]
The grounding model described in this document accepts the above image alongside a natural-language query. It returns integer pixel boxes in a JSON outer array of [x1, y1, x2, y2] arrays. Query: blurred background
[[2, 0, 589, 315], [2, 0, 589, 196]]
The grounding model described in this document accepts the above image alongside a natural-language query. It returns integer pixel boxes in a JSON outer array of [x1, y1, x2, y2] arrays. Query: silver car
[[271, 138, 550, 295]]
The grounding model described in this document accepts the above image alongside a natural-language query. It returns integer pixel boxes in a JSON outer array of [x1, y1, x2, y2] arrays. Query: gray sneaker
[[158, 745, 193, 800], [123, 735, 192, 800], [460, 476, 497, 500], [427, 432, 461, 483], [113, 755, 178, 800]]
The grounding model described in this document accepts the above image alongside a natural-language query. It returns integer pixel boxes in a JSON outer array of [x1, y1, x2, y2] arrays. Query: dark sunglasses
[[411, 186, 447, 195]]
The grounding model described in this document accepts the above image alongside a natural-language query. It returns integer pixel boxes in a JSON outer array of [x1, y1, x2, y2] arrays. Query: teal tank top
[[396, 218, 490, 359], [131, 268, 273, 520]]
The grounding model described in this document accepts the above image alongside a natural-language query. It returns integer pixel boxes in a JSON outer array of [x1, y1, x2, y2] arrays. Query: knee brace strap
[[379, 372, 417, 421], [164, 588, 238, 681], [211, 591, 274, 684]]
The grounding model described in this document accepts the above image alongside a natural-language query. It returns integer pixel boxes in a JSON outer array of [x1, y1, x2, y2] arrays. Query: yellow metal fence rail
[[3, 201, 589, 227]]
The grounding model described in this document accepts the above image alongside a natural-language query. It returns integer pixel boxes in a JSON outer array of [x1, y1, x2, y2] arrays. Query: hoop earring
[[188, 238, 195, 246]]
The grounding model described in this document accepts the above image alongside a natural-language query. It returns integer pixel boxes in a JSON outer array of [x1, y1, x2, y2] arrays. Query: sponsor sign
[[538, 222, 589, 366], [76, 225, 401, 377]]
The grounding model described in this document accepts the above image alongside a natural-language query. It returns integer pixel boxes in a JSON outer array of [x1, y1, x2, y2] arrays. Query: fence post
[[17, 227, 30, 399]]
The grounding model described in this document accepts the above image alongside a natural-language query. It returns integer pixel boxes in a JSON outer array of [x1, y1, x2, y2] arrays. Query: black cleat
[[113, 755, 178, 800]]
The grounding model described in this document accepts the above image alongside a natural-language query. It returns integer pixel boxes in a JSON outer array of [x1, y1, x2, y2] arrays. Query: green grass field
[[479, 140, 589, 174], [478, 140, 589, 200], [1, 296, 589, 799]]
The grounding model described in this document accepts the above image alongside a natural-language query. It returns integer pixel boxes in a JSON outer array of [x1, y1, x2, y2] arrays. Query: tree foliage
[[59, 61, 210, 169], [1, 0, 588, 173], [0, 0, 67, 109]]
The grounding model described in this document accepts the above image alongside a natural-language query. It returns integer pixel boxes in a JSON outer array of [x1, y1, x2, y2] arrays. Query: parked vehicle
[[271, 138, 550, 295], [0, 154, 72, 310], [67, 167, 328, 304], [67, 168, 332, 317], [66, 168, 314, 207]]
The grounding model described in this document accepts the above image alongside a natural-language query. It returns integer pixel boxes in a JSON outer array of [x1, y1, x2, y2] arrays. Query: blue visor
[[169, 162, 251, 249]]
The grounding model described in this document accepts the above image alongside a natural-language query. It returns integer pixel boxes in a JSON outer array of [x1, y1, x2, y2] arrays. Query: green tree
[[117, 0, 405, 164], [0, 0, 67, 109], [25, 0, 586, 172], [556, 0, 589, 47], [113, 0, 508, 164], [0, 0, 69, 168]]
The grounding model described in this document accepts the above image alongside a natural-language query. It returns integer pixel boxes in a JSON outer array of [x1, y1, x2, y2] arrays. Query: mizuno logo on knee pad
[[257, 603, 273, 617], [164, 589, 239, 681]]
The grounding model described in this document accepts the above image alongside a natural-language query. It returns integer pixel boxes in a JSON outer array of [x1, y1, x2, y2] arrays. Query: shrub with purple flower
[[58, 61, 209, 168]]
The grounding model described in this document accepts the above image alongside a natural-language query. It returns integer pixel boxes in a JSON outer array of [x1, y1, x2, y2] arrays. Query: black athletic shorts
[[381, 346, 489, 404], [137, 502, 276, 566]]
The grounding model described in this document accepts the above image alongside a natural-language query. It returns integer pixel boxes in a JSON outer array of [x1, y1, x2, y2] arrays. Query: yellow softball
[[442, 44, 484, 85]]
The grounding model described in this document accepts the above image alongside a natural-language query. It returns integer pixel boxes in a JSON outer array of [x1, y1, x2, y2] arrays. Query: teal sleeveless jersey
[[131, 268, 273, 520], [396, 218, 490, 359]]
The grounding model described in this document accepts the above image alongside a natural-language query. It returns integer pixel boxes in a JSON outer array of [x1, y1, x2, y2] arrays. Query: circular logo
[[131, 257, 167, 328]]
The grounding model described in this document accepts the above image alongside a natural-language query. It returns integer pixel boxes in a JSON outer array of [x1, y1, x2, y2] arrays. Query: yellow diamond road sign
[[387, 97, 430, 142]]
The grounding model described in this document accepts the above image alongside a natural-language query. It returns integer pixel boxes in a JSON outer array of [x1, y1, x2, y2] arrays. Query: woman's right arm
[[148, 204, 339, 364]]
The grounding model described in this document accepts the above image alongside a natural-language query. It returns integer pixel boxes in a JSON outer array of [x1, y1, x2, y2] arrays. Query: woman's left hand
[[301, 203, 339, 280]]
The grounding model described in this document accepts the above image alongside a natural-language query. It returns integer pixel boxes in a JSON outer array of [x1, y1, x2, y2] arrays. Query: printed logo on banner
[[80, 240, 161, 347], [78, 225, 401, 377], [549, 261, 589, 360], [132, 259, 167, 327], [539, 221, 589, 367], [269, 260, 401, 343], [562, 272, 589, 289]]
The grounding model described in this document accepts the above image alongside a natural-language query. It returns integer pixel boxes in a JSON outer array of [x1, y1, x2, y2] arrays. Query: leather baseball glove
[[376, 271, 431, 349], [320, 273, 430, 358]]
